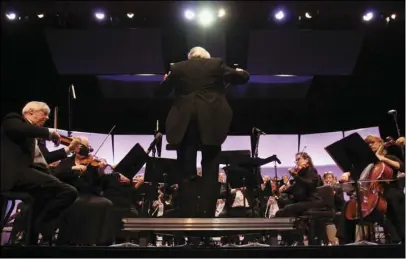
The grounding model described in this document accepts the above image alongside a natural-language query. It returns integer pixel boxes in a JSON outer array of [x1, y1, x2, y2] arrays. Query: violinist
[[36, 136, 81, 172], [273, 152, 324, 245], [8, 136, 82, 245], [337, 134, 405, 244], [53, 136, 116, 245], [1, 101, 78, 245]]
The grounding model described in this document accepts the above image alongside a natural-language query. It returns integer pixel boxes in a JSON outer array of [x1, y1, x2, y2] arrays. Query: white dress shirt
[[231, 190, 249, 208], [30, 125, 70, 167]]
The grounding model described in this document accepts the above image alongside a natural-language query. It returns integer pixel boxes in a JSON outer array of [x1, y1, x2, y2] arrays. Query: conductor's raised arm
[[154, 70, 175, 97], [222, 62, 250, 85]]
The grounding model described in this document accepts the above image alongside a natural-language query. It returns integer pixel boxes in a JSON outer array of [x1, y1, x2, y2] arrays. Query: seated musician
[[216, 171, 228, 217], [279, 174, 292, 194], [1, 101, 78, 245], [8, 137, 81, 245], [323, 171, 344, 245], [52, 136, 116, 245], [264, 180, 280, 218], [273, 152, 324, 245], [337, 134, 405, 244], [101, 172, 147, 243], [260, 175, 273, 215]]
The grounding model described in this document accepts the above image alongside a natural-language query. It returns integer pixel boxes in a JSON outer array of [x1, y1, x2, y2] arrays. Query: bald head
[[77, 136, 89, 146], [188, 46, 211, 59]]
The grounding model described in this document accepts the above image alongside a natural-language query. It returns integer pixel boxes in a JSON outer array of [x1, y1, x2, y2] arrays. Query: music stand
[[144, 157, 180, 213], [217, 150, 252, 166], [325, 133, 378, 245], [223, 165, 259, 214], [144, 157, 180, 185], [113, 143, 149, 180]]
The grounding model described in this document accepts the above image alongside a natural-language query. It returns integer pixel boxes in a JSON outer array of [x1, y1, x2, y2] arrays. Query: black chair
[[298, 185, 336, 245], [0, 192, 33, 245]]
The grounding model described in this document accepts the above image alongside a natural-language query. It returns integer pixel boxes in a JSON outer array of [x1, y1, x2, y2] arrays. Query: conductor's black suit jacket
[[155, 58, 249, 146]]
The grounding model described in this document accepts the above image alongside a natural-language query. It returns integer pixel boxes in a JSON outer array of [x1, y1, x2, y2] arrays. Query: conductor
[[155, 47, 249, 217]]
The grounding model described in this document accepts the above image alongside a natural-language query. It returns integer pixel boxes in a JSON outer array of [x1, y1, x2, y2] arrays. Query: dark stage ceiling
[[1, 1, 405, 138]]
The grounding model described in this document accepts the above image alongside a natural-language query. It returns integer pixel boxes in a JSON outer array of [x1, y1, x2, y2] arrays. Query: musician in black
[[274, 152, 324, 245], [53, 136, 116, 245], [337, 134, 405, 244]]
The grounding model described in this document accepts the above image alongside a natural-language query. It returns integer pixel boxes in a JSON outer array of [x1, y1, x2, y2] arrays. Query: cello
[[344, 142, 394, 220]]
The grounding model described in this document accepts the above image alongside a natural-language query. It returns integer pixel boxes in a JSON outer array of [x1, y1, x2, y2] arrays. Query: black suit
[[0, 113, 78, 243], [53, 156, 116, 245], [156, 58, 249, 217], [8, 138, 70, 244], [38, 138, 69, 165], [275, 167, 324, 244]]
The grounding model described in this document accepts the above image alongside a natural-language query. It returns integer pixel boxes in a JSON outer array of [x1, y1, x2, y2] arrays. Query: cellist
[[337, 134, 405, 244]]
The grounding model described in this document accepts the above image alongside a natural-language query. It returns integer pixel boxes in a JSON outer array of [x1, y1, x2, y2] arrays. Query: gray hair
[[188, 46, 211, 59], [22, 101, 51, 115]]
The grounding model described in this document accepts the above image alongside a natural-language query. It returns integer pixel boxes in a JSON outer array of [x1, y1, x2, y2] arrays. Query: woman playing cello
[[337, 134, 405, 244]]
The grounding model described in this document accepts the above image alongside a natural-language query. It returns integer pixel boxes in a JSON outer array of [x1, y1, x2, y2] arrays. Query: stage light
[[390, 13, 396, 19], [198, 9, 214, 26], [362, 12, 374, 21], [275, 10, 285, 20], [6, 12, 16, 20], [37, 13, 44, 19], [218, 8, 226, 18], [305, 12, 312, 19], [127, 12, 134, 18], [94, 12, 105, 20], [184, 10, 195, 20]]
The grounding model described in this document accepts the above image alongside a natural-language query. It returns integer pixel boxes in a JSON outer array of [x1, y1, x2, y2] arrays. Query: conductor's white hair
[[188, 46, 211, 59], [22, 101, 50, 115]]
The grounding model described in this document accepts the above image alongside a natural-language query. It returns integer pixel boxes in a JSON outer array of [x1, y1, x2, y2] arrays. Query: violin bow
[[53, 106, 59, 147], [82, 125, 116, 167]]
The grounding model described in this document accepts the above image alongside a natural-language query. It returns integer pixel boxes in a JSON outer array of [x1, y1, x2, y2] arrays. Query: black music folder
[[113, 143, 149, 180], [324, 133, 378, 181]]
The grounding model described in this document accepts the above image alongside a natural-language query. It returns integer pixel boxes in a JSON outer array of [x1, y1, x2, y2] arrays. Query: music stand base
[[109, 242, 140, 247], [238, 242, 270, 247], [345, 240, 378, 246]]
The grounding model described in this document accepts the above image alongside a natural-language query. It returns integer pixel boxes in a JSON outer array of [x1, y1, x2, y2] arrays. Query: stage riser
[[122, 217, 295, 232], [2, 245, 404, 258]]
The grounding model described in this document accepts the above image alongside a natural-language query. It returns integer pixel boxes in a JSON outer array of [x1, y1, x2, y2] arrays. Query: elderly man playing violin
[[52, 136, 116, 245], [1, 101, 79, 245], [337, 134, 405, 244]]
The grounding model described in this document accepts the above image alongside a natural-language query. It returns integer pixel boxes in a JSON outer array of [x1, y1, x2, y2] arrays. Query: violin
[[77, 154, 110, 168], [59, 135, 95, 152], [294, 164, 309, 173]]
